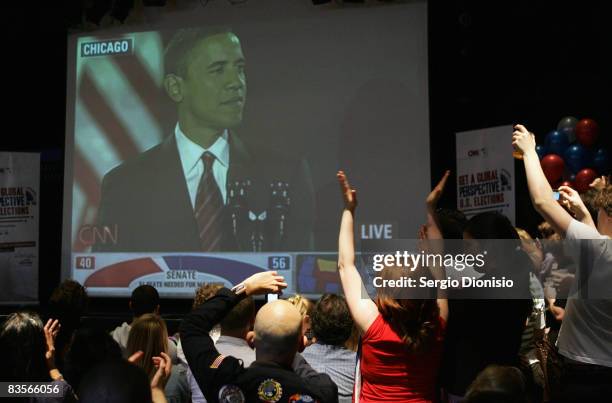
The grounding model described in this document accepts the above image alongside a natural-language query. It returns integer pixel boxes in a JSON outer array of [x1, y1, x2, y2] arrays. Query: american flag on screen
[[72, 32, 166, 251]]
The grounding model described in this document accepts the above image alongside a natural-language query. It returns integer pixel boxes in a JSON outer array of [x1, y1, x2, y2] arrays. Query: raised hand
[[559, 185, 595, 228], [426, 170, 450, 212], [243, 271, 288, 296], [417, 225, 430, 253], [43, 319, 61, 369], [512, 124, 536, 155], [151, 352, 172, 390], [337, 170, 357, 213], [590, 175, 609, 191], [559, 186, 585, 214]]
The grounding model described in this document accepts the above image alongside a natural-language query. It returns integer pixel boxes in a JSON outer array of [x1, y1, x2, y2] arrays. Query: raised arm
[[513, 124, 573, 236], [558, 185, 596, 229], [180, 271, 287, 402], [425, 170, 450, 241], [589, 175, 609, 191], [423, 170, 450, 321], [337, 171, 379, 333], [43, 319, 63, 381]]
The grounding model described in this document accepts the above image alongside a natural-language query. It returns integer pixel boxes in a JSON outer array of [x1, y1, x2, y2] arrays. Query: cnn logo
[[78, 224, 118, 246]]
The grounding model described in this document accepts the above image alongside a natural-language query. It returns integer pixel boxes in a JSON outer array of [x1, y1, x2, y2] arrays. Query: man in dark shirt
[[180, 271, 338, 403]]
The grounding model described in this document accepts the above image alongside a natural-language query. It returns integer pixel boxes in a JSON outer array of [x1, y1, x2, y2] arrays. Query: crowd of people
[[1, 124, 611, 402]]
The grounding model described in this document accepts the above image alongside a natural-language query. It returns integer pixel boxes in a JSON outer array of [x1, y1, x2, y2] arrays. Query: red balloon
[[574, 168, 598, 193], [541, 154, 565, 184], [575, 118, 599, 148], [559, 180, 574, 189]]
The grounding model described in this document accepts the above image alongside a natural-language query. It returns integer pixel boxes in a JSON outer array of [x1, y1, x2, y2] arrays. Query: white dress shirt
[[174, 123, 230, 207]]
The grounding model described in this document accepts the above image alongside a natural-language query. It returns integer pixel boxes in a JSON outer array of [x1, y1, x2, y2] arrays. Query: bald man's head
[[254, 300, 302, 359]]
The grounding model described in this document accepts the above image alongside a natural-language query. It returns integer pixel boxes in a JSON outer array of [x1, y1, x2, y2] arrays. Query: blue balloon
[[559, 125, 576, 143], [592, 148, 610, 175], [569, 173, 576, 182], [536, 144, 546, 160], [545, 130, 570, 156], [564, 144, 590, 174]]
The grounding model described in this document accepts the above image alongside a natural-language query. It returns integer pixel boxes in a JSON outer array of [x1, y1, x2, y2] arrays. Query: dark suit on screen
[[93, 133, 314, 252]]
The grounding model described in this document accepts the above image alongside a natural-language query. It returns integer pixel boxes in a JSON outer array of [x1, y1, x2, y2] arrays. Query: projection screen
[[62, 0, 430, 297]]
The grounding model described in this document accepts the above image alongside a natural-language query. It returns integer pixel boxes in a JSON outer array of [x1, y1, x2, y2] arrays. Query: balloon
[[541, 154, 565, 184], [575, 118, 599, 148], [545, 130, 569, 156], [557, 116, 578, 143], [592, 148, 610, 175], [535, 144, 546, 160], [559, 126, 576, 144], [564, 144, 591, 174], [558, 116, 578, 129], [559, 180, 574, 189], [574, 168, 598, 193], [569, 173, 576, 183]]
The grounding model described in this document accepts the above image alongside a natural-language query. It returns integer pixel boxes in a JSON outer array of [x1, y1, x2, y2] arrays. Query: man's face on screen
[[183, 33, 246, 130]]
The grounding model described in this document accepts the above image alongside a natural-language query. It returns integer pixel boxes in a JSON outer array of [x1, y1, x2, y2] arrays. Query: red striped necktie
[[194, 151, 224, 251]]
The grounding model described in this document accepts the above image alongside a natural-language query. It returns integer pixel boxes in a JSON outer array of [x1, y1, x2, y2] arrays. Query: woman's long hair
[[374, 266, 440, 353], [0, 312, 49, 382], [126, 314, 168, 380]]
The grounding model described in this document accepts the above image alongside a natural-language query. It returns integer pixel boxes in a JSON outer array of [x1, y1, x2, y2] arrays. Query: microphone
[[227, 179, 250, 250], [249, 210, 266, 252], [268, 181, 290, 250]]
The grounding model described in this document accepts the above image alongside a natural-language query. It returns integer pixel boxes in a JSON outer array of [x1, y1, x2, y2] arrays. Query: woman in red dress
[[336, 171, 449, 403]]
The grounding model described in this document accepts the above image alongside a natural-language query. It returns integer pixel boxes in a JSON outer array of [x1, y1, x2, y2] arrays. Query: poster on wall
[[0, 152, 40, 304], [456, 125, 515, 224]]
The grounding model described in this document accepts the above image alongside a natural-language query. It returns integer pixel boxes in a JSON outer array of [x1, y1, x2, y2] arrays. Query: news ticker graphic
[[0, 383, 64, 398], [73, 238, 612, 299], [72, 252, 343, 297]]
